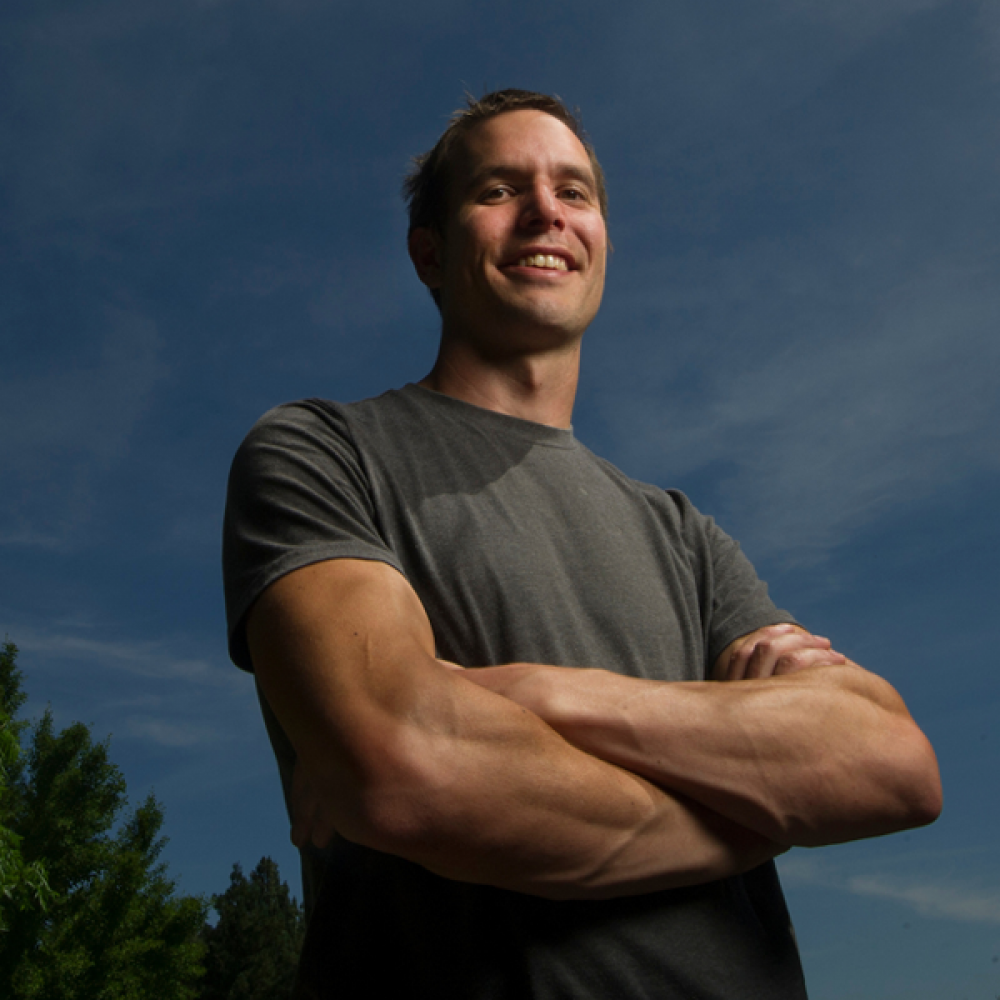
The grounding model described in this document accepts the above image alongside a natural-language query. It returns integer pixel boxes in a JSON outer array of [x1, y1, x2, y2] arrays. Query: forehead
[[452, 110, 595, 191]]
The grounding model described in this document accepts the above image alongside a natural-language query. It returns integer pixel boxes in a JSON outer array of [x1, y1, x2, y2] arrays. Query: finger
[[742, 632, 838, 679], [723, 624, 799, 681], [771, 648, 847, 676], [749, 644, 846, 678], [726, 631, 785, 680]]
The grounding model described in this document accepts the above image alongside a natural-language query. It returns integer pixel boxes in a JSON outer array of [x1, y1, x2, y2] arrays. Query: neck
[[419, 335, 580, 429]]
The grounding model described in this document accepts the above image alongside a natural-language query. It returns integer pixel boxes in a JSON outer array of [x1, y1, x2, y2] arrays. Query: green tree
[[200, 857, 305, 1000], [0, 639, 207, 999], [0, 642, 53, 932]]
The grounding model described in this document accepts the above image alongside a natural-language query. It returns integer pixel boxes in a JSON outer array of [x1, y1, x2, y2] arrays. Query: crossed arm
[[246, 558, 941, 901], [454, 627, 942, 847]]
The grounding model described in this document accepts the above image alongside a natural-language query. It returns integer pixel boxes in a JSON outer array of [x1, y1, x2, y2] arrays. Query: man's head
[[404, 91, 608, 351], [404, 90, 608, 311]]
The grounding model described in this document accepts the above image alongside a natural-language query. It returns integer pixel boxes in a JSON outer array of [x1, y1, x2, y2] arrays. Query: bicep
[[245, 558, 440, 777], [245, 561, 786, 892]]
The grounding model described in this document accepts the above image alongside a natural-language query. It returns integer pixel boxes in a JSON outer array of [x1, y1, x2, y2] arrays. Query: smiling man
[[409, 106, 607, 384], [223, 90, 941, 1000]]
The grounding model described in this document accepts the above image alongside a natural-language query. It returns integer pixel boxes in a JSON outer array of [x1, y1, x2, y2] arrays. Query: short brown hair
[[403, 88, 608, 239]]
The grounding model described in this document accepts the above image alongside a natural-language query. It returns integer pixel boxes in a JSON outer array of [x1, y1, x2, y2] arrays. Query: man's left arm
[[454, 623, 942, 848]]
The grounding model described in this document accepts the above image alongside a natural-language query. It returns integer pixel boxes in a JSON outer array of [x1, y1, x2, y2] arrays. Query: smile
[[516, 254, 569, 271]]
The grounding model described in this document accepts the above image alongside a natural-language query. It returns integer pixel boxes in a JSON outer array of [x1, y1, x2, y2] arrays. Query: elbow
[[336, 732, 469, 860], [781, 726, 943, 848], [852, 725, 943, 841], [359, 785, 459, 860], [909, 784, 943, 830], [872, 703, 942, 833], [896, 730, 943, 829], [290, 724, 454, 858], [866, 674, 943, 829]]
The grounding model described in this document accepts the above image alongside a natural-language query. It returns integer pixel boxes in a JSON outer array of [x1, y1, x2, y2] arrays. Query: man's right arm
[[246, 557, 781, 900]]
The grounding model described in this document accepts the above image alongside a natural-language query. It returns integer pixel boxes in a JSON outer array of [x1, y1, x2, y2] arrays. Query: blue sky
[[3, 0, 999, 995]]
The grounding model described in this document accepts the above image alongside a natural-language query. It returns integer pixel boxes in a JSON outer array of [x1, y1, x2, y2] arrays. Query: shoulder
[[231, 390, 419, 474], [223, 394, 412, 670], [241, 385, 461, 448], [239, 397, 360, 449]]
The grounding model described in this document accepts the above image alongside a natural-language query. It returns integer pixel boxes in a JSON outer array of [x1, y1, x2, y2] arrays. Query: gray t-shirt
[[223, 383, 807, 1000]]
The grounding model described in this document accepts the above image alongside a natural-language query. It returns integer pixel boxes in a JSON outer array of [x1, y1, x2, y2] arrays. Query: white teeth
[[517, 253, 568, 271]]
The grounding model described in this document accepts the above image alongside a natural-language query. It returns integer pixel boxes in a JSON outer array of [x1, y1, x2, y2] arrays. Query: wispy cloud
[[779, 850, 1000, 924], [14, 629, 231, 685], [580, 0, 1000, 570], [10, 622, 258, 752], [847, 875, 1000, 923], [591, 229, 1000, 563], [0, 528, 65, 550], [125, 716, 217, 749]]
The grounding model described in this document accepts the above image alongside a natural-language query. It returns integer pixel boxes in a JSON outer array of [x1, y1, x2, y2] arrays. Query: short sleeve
[[222, 400, 404, 671], [669, 491, 797, 670]]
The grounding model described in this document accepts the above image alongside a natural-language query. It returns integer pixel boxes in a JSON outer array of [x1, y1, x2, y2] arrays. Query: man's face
[[411, 110, 608, 355]]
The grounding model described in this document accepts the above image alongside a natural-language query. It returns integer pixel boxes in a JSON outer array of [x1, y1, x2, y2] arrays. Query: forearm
[[462, 662, 942, 847], [291, 667, 783, 899], [248, 561, 782, 900]]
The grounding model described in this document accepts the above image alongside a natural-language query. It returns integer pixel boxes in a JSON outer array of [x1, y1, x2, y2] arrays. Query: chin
[[505, 293, 593, 331]]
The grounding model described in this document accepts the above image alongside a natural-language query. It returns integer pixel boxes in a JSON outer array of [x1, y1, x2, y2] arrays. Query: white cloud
[[847, 876, 1000, 924], [10, 622, 259, 751], [125, 716, 215, 748], [780, 851, 1000, 925], [14, 629, 231, 685], [0, 527, 64, 550], [591, 233, 1000, 563], [777, 853, 828, 884]]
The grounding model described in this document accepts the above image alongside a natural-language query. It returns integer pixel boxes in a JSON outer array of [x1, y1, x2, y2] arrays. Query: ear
[[408, 227, 444, 291]]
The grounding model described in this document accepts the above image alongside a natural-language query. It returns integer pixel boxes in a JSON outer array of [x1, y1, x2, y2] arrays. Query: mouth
[[515, 253, 570, 272]]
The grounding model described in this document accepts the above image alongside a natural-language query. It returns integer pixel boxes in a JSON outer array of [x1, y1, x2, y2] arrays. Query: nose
[[519, 183, 565, 232]]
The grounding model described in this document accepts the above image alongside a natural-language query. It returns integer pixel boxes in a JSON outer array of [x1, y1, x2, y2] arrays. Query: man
[[223, 90, 941, 999]]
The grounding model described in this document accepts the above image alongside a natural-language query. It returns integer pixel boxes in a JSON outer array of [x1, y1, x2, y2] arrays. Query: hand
[[715, 623, 846, 682]]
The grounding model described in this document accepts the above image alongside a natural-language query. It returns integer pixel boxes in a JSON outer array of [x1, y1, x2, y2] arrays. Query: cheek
[[585, 220, 608, 257]]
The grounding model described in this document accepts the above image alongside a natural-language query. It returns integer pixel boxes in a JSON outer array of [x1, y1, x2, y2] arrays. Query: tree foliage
[[200, 856, 305, 1000], [0, 639, 207, 999], [0, 642, 53, 932]]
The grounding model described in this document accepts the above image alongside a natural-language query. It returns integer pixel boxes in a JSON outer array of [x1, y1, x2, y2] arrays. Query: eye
[[481, 185, 513, 202], [560, 186, 589, 202]]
